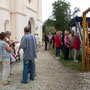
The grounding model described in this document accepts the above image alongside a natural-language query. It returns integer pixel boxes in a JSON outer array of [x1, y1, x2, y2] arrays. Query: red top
[[55, 35, 61, 47], [73, 36, 81, 50]]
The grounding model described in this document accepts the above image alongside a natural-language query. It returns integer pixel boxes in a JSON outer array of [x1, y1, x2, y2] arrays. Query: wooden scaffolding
[[82, 7, 90, 72]]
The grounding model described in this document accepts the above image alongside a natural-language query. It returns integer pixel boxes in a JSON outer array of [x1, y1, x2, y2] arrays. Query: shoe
[[3, 81, 10, 86], [34, 73, 36, 77], [56, 57, 60, 60], [8, 73, 13, 78], [30, 78, 34, 81], [74, 60, 78, 62], [8, 75, 11, 78], [20, 80, 28, 84], [10, 73, 13, 75], [28, 70, 30, 73]]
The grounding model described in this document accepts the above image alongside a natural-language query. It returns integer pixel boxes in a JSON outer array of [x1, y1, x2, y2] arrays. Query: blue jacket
[[21, 33, 37, 60]]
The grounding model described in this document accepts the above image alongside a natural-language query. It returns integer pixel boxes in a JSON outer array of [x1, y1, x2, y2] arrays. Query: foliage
[[72, 7, 81, 18], [44, 18, 55, 27], [43, 19, 55, 33], [52, 0, 71, 31], [43, 0, 81, 33], [45, 26, 55, 33]]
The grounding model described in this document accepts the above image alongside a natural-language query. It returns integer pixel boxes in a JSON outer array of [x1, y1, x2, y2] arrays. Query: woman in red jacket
[[73, 33, 81, 62], [55, 31, 61, 60]]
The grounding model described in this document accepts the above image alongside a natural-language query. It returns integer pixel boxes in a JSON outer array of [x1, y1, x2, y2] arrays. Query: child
[[73, 33, 81, 62], [0, 32, 12, 86]]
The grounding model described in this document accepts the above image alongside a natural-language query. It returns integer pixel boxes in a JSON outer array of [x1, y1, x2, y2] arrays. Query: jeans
[[23, 60, 34, 83], [56, 47, 60, 56]]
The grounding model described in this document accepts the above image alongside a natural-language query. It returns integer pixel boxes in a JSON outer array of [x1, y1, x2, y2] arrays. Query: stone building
[[0, 0, 42, 42]]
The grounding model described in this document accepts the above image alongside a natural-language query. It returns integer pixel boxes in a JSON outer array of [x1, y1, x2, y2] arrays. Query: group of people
[[0, 26, 38, 86], [45, 30, 81, 62], [45, 30, 57, 50]]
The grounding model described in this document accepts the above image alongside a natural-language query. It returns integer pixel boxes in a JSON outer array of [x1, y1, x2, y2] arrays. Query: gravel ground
[[0, 46, 88, 90]]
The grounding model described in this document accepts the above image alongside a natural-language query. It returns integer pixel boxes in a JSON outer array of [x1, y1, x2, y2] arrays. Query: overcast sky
[[42, 0, 90, 22]]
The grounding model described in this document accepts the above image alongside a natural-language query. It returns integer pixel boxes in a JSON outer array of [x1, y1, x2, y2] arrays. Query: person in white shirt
[[35, 34, 40, 52], [48, 32, 52, 49]]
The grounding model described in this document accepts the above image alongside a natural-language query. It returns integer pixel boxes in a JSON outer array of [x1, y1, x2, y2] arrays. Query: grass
[[50, 47, 82, 71]]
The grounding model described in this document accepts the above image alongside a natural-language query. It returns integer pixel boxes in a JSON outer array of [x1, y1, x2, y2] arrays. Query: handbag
[[10, 52, 16, 64]]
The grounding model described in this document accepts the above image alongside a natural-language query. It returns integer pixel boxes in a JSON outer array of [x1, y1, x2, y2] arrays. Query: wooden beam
[[83, 7, 90, 15], [86, 22, 89, 71], [82, 14, 86, 72]]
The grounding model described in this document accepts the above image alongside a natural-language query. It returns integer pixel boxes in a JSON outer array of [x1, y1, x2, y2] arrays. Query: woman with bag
[[64, 31, 71, 60], [0, 32, 12, 86], [5, 31, 17, 76]]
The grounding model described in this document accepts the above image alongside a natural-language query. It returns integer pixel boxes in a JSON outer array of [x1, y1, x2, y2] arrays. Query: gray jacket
[[21, 33, 37, 60]]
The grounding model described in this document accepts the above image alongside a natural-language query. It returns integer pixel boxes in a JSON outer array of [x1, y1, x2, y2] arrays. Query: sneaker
[[10, 73, 13, 75], [30, 77, 34, 81], [56, 57, 60, 60], [3, 81, 10, 86], [74, 60, 78, 62], [20, 80, 28, 84]]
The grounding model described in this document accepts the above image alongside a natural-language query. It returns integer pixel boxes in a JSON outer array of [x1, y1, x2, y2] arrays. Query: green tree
[[43, 19, 55, 33], [72, 7, 80, 18], [52, 0, 71, 31]]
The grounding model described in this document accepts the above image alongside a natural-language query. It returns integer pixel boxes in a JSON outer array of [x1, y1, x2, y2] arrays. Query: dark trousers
[[56, 47, 60, 56], [45, 42, 48, 50], [53, 41, 55, 48], [61, 44, 64, 55], [64, 46, 70, 60]]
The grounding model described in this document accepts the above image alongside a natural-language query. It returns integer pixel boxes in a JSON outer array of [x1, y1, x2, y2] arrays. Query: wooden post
[[82, 14, 86, 72], [82, 7, 90, 72], [86, 22, 89, 71]]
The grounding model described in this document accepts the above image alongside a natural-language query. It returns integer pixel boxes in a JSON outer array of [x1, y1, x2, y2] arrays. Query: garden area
[[50, 46, 82, 71]]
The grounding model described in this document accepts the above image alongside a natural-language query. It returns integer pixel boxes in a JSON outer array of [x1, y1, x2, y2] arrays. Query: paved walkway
[[0, 46, 89, 90]]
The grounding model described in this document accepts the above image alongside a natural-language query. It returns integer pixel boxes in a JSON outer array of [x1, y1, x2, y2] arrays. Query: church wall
[[0, 9, 10, 32], [0, 0, 43, 42], [36, 19, 42, 42], [15, 14, 27, 41], [0, 0, 10, 9], [26, 8, 37, 34]]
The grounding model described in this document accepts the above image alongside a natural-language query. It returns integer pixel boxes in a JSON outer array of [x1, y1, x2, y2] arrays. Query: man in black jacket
[[52, 30, 56, 48], [45, 33, 48, 50]]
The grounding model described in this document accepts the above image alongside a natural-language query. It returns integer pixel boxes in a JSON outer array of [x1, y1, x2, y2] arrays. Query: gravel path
[[0, 46, 88, 90]]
